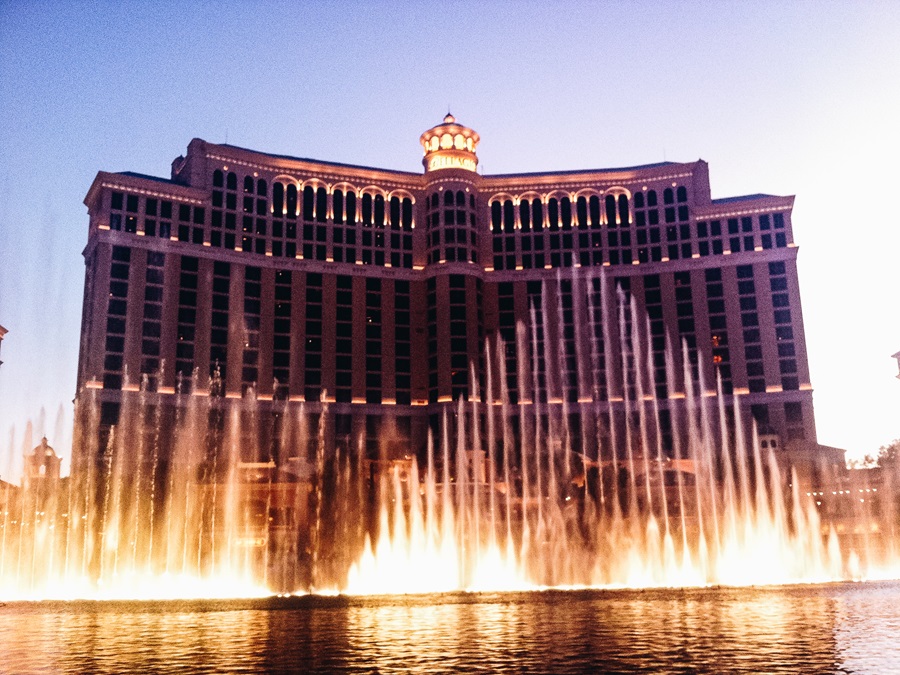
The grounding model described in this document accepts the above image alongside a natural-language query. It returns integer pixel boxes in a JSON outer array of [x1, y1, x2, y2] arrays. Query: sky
[[0, 0, 898, 479]]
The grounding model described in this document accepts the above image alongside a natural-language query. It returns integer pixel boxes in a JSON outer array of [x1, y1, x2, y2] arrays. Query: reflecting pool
[[2, 581, 899, 673]]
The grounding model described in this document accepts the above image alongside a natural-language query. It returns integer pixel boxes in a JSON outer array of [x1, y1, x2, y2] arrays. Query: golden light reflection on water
[[344, 599, 527, 672], [1, 583, 899, 673]]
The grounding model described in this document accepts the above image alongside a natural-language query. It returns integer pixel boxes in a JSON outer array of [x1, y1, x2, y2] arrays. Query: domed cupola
[[419, 113, 480, 173]]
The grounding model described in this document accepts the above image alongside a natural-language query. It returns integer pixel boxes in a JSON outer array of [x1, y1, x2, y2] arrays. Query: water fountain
[[1, 273, 897, 600]]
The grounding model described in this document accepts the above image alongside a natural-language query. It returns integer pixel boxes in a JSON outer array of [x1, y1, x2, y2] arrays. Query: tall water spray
[[1, 272, 897, 600]]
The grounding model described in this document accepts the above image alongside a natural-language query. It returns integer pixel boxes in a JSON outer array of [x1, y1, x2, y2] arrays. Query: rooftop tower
[[419, 113, 480, 174]]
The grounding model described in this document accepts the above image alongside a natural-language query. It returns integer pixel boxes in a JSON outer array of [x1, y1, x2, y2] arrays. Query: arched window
[[213, 170, 224, 188], [316, 187, 327, 222], [333, 189, 344, 224], [346, 192, 357, 224], [244, 176, 254, 193], [227, 172, 237, 190], [548, 198, 559, 230], [605, 195, 617, 226], [491, 201, 502, 233], [286, 184, 297, 218], [362, 193, 373, 226], [303, 186, 315, 221], [272, 183, 285, 215], [374, 194, 385, 227], [663, 188, 674, 205], [402, 198, 413, 229], [532, 200, 544, 231], [576, 197, 588, 228], [560, 197, 572, 229], [257, 179, 267, 196], [677, 186, 688, 202], [456, 190, 465, 206], [634, 192, 644, 209], [618, 195, 630, 226], [503, 200, 515, 231], [431, 193, 439, 209], [589, 196, 601, 227], [390, 196, 401, 228], [520, 200, 532, 231], [647, 190, 657, 207]]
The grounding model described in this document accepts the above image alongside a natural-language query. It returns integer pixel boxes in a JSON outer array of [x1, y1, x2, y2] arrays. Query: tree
[[877, 439, 900, 469]]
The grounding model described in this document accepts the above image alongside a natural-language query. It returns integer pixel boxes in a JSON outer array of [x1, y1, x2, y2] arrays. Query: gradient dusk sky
[[1, 1, 898, 478]]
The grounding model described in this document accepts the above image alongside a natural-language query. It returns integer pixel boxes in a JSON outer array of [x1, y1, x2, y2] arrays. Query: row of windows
[[111, 188, 785, 242], [394, 280, 412, 406], [426, 275, 481, 402], [334, 276, 354, 403], [109, 189, 417, 268], [210, 261, 230, 390], [241, 266, 262, 391], [206, 215, 417, 267], [213, 170, 415, 228], [750, 402, 806, 441], [768, 261, 799, 394], [735, 265, 766, 395], [139, 251, 165, 389], [448, 275, 471, 402], [95, 247, 804, 411], [706, 268, 733, 394], [672, 271, 699, 386], [427, 190, 479, 265], [102, 246, 131, 389], [496, 282, 519, 402], [107, 189, 790, 277], [552, 279, 580, 403], [490, 214, 791, 271], [643, 275, 669, 400], [364, 278, 383, 404], [487, 269, 800, 405], [491, 194, 634, 233], [426, 278, 439, 401], [273, 270, 292, 398], [490, 188, 690, 233], [303, 273, 324, 402], [98, 254, 421, 402], [109, 192, 203, 243]]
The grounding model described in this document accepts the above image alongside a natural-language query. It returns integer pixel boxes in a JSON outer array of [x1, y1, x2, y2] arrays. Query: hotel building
[[77, 116, 820, 468]]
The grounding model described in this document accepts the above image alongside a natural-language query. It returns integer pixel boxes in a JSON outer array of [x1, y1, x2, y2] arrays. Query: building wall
[[77, 125, 817, 463]]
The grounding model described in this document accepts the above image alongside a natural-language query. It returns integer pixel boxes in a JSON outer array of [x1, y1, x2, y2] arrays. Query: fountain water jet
[[1, 271, 898, 600]]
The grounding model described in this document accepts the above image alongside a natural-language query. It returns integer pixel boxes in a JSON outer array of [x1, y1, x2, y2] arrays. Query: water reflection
[[833, 582, 900, 673], [1, 583, 898, 673]]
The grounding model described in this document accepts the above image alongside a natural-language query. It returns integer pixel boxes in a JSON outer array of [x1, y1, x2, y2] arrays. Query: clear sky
[[1, 0, 898, 479]]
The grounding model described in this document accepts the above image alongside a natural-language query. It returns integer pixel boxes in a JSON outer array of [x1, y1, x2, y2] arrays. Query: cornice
[[203, 145, 424, 192]]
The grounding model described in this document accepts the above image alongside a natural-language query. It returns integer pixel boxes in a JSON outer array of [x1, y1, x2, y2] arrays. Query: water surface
[[2, 582, 899, 673]]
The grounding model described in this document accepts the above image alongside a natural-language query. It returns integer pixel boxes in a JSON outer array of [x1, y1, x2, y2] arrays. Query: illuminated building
[[77, 115, 822, 467]]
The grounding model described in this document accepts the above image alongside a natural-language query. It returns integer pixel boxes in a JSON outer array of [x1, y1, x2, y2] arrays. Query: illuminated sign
[[427, 153, 477, 172]]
